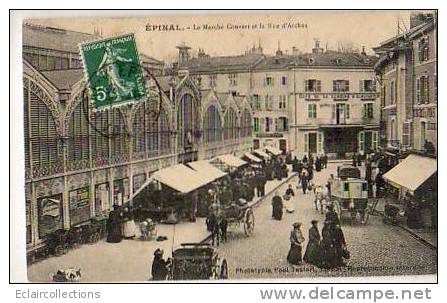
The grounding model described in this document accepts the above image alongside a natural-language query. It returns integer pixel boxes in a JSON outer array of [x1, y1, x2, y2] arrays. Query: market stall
[[265, 146, 282, 156], [242, 152, 262, 163]]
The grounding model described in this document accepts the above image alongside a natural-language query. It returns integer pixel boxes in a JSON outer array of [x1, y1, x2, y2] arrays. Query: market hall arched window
[[224, 107, 238, 141], [132, 105, 146, 160], [159, 108, 171, 155], [91, 109, 110, 167], [110, 108, 128, 164], [203, 104, 222, 143], [240, 108, 252, 138], [67, 101, 90, 171], [177, 93, 199, 148], [23, 78, 63, 178]]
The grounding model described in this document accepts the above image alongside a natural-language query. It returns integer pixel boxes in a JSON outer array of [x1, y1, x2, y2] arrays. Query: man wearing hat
[[151, 248, 171, 280], [287, 222, 305, 265], [303, 220, 321, 266]]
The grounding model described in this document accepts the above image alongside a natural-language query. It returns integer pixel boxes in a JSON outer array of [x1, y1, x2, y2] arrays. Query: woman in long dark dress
[[271, 192, 283, 220], [106, 205, 123, 243], [303, 220, 321, 266], [287, 223, 305, 265], [319, 220, 337, 269]]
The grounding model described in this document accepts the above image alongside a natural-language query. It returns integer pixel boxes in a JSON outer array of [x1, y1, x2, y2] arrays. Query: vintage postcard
[[13, 10, 437, 282]]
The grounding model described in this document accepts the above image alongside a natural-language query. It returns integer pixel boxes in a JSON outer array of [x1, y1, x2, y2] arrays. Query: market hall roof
[[22, 23, 100, 53], [40, 69, 85, 90]]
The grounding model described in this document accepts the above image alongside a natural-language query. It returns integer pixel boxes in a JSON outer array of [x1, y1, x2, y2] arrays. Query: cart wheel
[[243, 208, 255, 236], [220, 259, 228, 279]]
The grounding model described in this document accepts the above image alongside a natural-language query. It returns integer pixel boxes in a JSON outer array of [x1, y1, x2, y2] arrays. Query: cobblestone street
[[215, 163, 437, 281]]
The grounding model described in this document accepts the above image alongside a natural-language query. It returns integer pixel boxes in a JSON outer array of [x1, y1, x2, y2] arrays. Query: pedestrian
[[322, 154, 328, 169], [283, 184, 295, 213], [375, 172, 385, 198], [315, 157, 321, 172], [106, 205, 123, 243], [271, 191, 284, 220], [302, 154, 308, 165], [122, 206, 136, 239], [301, 172, 308, 194], [287, 222, 305, 266], [206, 211, 220, 246], [292, 156, 299, 172], [303, 220, 321, 266], [309, 154, 314, 168], [151, 249, 171, 280], [319, 218, 346, 269], [406, 199, 422, 229], [219, 216, 228, 243], [352, 153, 357, 167], [357, 153, 362, 167], [307, 164, 314, 181]]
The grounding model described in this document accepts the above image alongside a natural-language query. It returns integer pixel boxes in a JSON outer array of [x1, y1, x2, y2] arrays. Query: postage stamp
[[79, 33, 147, 111]]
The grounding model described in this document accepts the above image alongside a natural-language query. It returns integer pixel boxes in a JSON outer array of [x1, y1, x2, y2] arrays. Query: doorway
[[308, 133, 317, 154]]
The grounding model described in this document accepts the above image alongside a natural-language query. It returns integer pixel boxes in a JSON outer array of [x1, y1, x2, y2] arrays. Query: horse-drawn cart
[[329, 164, 369, 224], [169, 243, 228, 280], [221, 199, 255, 236]]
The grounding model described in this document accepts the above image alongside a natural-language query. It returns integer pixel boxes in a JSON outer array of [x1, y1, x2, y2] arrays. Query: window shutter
[[346, 104, 350, 119], [317, 80, 321, 92], [304, 80, 308, 92], [332, 104, 336, 120], [426, 76, 430, 104], [372, 79, 377, 92], [416, 78, 420, 104], [359, 80, 364, 92]]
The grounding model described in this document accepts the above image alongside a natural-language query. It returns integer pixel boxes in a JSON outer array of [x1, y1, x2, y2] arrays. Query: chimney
[[176, 43, 191, 66], [312, 39, 324, 54]]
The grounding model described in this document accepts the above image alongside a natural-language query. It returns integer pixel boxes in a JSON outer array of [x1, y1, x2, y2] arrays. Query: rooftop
[[41, 69, 84, 90]]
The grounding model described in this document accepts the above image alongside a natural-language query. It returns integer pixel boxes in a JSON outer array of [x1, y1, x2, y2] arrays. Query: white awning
[[383, 154, 437, 194], [187, 160, 227, 181], [152, 164, 212, 194], [253, 149, 271, 159], [216, 154, 247, 168], [243, 152, 262, 163], [265, 146, 282, 156]]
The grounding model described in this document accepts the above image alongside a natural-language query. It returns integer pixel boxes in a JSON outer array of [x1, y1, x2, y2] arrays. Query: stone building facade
[[180, 41, 380, 158], [374, 12, 437, 153]]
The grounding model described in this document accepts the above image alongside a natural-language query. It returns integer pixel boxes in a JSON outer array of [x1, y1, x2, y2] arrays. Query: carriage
[[169, 243, 228, 280], [220, 199, 255, 236], [328, 164, 369, 224]]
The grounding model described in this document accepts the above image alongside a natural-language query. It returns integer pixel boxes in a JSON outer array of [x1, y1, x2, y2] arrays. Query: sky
[[26, 10, 424, 62]]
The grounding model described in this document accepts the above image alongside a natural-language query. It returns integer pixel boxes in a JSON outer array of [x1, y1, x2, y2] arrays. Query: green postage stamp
[[79, 33, 147, 111]]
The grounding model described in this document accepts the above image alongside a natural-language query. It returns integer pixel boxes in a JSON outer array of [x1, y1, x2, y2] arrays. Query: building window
[[416, 76, 430, 104], [305, 79, 321, 92], [252, 94, 261, 110], [281, 76, 287, 86], [265, 76, 274, 87], [390, 80, 395, 104], [209, 74, 217, 88], [363, 103, 374, 119], [229, 73, 237, 86], [418, 37, 430, 62], [402, 122, 411, 147], [264, 95, 273, 111], [203, 105, 222, 143], [278, 95, 287, 110], [360, 79, 376, 92], [333, 80, 350, 92], [224, 107, 238, 140], [308, 104, 317, 118], [276, 117, 288, 132], [253, 117, 260, 133], [381, 85, 386, 107], [240, 109, 252, 138], [68, 101, 90, 170], [265, 117, 272, 132]]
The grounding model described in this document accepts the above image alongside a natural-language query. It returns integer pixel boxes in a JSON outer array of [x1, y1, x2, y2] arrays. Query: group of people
[[287, 205, 349, 269], [106, 205, 137, 243]]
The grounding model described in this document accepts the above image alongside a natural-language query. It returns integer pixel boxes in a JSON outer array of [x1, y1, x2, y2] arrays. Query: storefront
[[37, 194, 63, 238], [95, 182, 110, 214], [69, 187, 91, 226], [113, 178, 129, 206]]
